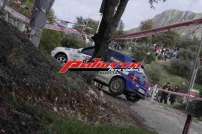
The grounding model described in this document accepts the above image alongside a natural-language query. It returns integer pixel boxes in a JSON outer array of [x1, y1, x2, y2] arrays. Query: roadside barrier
[[158, 89, 202, 101], [3, 5, 79, 34]]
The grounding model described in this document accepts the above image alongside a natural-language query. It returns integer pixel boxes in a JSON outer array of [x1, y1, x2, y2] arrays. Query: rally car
[[51, 46, 149, 102]]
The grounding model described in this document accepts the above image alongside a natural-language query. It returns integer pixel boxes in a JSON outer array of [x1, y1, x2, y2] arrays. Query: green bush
[[144, 53, 156, 64], [145, 62, 187, 87], [61, 35, 86, 49], [152, 31, 180, 48], [132, 44, 155, 64], [169, 59, 192, 78], [178, 49, 196, 61], [145, 62, 161, 83], [194, 84, 202, 97], [40, 29, 64, 54], [188, 101, 202, 118], [196, 68, 202, 85], [200, 89, 202, 97]]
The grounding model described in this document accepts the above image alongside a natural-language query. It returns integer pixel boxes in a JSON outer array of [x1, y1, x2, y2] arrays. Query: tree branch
[[113, 0, 129, 27]]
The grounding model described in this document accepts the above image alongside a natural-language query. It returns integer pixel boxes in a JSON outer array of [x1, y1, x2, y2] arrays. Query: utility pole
[[29, 0, 55, 47], [182, 39, 202, 134]]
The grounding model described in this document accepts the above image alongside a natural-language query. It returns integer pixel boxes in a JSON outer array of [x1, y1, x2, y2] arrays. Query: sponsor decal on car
[[59, 58, 142, 74]]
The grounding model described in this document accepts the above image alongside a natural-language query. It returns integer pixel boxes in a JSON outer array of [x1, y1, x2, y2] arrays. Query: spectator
[[160, 82, 171, 104], [169, 86, 178, 105]]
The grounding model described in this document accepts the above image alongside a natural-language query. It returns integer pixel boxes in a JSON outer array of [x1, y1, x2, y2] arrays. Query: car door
[[94, 50, 122, 84]]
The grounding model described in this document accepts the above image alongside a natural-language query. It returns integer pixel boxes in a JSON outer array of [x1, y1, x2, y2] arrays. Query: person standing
[[160, 82, 171, 104], [169, 86, 178, 105]]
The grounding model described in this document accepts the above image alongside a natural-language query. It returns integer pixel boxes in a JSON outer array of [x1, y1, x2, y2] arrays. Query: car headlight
[[138, 88, 145, 94]]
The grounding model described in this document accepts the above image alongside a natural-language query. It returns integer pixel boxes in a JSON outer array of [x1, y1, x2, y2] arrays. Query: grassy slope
[[0, 19, 155, 134], [145, 61, 187, 87], [145, 61, 202, 95], [45, 120, 155, 134]]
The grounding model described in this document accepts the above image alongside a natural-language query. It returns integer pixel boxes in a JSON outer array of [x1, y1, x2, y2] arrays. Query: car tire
[[126, 95, 140, 102], [55, 53, 68, 64], [109, 77, 125, 96]]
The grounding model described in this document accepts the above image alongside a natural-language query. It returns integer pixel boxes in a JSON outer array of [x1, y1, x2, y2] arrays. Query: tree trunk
[[0, 0, 7, 10], [30, 0, 55, 47], [92, 0, 129, 60]]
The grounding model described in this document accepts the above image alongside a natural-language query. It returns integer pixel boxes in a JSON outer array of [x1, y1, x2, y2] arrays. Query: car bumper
[[126, 88, 146, 99]]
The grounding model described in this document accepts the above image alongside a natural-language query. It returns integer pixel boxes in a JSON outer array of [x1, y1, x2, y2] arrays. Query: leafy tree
[[74, 17, 99, 35], [166, 37, 201, 82], [139, 19, 154, 45], [132, 44, 155, 64], [61, 35, 86, 49], [153, 31, 180, 47], [140, 19, 154, 31], [40, 29, 64, 54]]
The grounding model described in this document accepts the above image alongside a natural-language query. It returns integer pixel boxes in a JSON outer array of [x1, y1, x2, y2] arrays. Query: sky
[[53, 0, 202, 30]]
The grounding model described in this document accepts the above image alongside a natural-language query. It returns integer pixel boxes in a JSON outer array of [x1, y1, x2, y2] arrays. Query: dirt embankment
[[0, 19, 142, 133]]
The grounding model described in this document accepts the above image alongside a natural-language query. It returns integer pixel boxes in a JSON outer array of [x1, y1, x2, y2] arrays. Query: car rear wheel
[[55, 53, 67, 64], [109, 77, 125, 96]]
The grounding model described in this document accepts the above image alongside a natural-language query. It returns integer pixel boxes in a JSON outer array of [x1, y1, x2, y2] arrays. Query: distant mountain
[[127, 9, 202, 38]]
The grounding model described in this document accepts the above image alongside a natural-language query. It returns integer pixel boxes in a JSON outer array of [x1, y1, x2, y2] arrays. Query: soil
[[0, 19, 144, 133]]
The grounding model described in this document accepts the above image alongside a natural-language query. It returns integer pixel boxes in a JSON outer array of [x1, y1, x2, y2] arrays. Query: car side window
[[81, 47, 94, 56], [107, 50, 123, 62]]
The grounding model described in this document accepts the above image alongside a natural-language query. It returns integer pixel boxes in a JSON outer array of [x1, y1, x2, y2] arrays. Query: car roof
[[82, 46, 136, 62]]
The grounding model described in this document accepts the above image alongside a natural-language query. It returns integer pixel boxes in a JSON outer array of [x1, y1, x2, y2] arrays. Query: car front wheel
[[109, 77, 125, 96], [55, 53, 68, 64]]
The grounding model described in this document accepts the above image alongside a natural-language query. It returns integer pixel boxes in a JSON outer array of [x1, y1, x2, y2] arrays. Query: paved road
[[131, 100, 202, 134]]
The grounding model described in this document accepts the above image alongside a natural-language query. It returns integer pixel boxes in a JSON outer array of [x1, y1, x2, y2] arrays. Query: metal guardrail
[[114, 18, 202, 40], [3, 5, 79, 34], [158, 89, 202, 101], [4, 6, 29, 23]]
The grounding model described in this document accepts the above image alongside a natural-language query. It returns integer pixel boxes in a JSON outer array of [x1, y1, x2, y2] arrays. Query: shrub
[[188, 101, 202, 118], [144, 53, 156, 64], [61, 35, 86, 49], [196, 68, 202, 85], [169, 59, 192, 78], [145, 62, 162, 83], [145, 62, 187, 87], [40, 29, 64, 54], [132, 44, 155, 64]]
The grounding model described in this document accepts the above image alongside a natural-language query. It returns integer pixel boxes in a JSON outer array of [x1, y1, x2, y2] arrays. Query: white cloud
[[53, 0, 202, 30]]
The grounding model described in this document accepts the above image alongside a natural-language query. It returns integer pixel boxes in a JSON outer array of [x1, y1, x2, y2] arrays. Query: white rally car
[[51, 47, 90, 64]]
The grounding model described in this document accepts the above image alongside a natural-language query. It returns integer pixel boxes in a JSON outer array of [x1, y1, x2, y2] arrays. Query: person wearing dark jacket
[[160, 82, 171, 104], [169, 86, 178, 105]]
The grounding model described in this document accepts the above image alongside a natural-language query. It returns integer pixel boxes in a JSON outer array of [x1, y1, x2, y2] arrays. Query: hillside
[[0, 18, 157, 134], [128, 9, 202, 38]]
